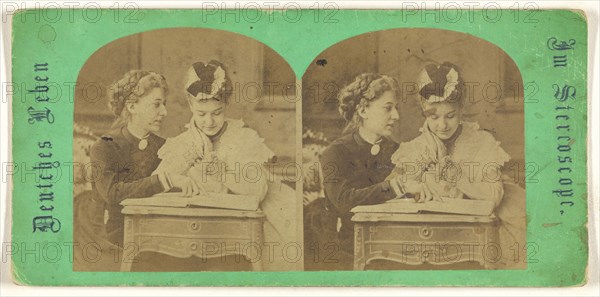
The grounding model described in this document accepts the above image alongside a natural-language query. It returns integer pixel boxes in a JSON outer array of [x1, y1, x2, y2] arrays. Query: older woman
[[89, 70, 201, 246], [154, 60, 297, 271], [74, 70, 200, 270], [317, 73, 405, 269]]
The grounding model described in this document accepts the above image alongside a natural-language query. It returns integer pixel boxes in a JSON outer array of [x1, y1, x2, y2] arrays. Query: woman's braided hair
[[107, 70, 168, 127], [337, 73, 399, 133]]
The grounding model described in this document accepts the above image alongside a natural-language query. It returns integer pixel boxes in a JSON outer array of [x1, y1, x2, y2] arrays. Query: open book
[[121, 192, 260, 211], [351, 198, 495, 216]]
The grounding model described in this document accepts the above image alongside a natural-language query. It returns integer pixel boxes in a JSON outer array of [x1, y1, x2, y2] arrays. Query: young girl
[[390, 62, 526, 268], [154, 60, 297, 271]]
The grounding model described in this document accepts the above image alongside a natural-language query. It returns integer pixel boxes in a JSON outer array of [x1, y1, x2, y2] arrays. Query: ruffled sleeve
[[389, 134, 434, 183], [153, 129, 203, 176], [454, 124, 510, 206], [474, 131, 511, 166], [454, 122, 510, 166], [216, 120, 274, 165], [215, 120, 273, 199]]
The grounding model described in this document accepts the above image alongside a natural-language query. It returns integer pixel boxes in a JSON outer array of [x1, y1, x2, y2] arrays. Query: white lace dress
[[154, 118, 298, 271], [390, 121, 526, 268]]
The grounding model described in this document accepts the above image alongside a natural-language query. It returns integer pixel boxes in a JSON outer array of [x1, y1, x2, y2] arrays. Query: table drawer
[[129, 215, 262, 240], [364, 222, 493, 243]]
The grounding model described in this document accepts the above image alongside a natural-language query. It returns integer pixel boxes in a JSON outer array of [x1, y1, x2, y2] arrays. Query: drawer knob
[[190, 222, 199, 230], [190, 243, 198, 250], [420, 226, 433, 239]]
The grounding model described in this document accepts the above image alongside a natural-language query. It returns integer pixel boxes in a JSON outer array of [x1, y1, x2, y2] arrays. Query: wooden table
[[120, 205, 265, 272], [352, 212, 498, 270]]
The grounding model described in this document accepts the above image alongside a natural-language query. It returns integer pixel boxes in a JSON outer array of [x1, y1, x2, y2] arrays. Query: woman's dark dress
[[91, 126, 166, 245], [314, 131, 399, 269], [73, 126, 165, 271]]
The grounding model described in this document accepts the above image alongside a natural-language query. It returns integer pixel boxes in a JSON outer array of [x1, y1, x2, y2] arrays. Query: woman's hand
[[171, 174, 207, 197]]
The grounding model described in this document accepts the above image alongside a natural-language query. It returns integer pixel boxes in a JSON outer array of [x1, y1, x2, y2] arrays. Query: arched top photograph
[[72, 27, 300, 273], [302, 28, 526, 272]]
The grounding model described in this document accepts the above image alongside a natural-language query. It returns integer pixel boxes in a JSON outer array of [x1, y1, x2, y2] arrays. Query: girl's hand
[[399, 178, 435, 203], [415, 182, 435, 203], [171, 174, 207, 197]]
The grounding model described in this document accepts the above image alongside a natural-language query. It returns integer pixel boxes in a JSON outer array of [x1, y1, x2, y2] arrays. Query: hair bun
[[108, 70, 168, 118], [337, 73, 398, 121]]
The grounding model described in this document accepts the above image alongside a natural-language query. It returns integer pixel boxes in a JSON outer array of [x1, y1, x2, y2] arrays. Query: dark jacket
[[320, 131, 399, 253], [89, 126, 166, 246]]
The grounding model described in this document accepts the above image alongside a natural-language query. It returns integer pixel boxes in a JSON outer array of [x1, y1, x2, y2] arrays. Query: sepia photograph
[[72, 28, 300, 272], [5, 5, 592, 289], [303, 28, 527, 271]]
